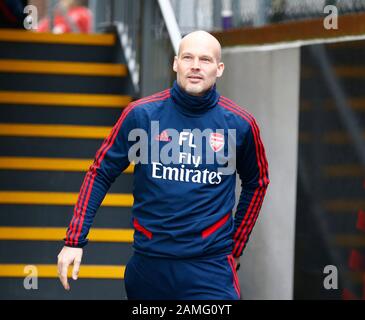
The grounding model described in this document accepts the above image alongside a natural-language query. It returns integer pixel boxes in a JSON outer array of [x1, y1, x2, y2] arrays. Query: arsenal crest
[[209, 132, 224, 152]]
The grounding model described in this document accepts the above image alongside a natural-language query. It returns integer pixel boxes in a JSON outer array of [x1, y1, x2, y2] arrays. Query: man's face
[[173, 34, 224, 96]]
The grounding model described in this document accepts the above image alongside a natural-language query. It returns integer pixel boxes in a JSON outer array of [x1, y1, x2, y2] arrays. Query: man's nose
[[191, 58, 200, 69]]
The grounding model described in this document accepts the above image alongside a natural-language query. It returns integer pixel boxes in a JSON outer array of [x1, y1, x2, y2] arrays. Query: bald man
[[173, 30, 224, 96], [57, 30, 269, 300]]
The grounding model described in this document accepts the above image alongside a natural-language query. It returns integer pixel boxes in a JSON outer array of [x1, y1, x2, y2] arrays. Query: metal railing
[[89, 0, 142, 94], [139, 0, 181, 96], [170, 0, 365, 33], [90, 0, 180, 96]]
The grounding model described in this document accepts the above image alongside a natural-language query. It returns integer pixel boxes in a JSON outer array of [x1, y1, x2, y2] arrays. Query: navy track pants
[[124, 252, 241, 300]]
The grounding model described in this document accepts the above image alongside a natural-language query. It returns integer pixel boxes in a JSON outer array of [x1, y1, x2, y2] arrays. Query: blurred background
[[0, 0, 364, 300]]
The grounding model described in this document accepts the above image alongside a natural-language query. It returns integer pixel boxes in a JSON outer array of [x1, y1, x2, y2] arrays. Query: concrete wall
[[218, 46, 300, 299]]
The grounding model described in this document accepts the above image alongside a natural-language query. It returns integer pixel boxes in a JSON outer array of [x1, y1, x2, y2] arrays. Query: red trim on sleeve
[[218, 96, 269, 257], [66, 90, 170, 246]]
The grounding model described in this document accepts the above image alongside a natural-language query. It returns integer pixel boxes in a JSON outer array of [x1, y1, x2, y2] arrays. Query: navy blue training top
[[64, 81, 269, 259]]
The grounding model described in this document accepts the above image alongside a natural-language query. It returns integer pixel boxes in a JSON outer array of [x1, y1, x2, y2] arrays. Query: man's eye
[[183, 56, 192, 60]]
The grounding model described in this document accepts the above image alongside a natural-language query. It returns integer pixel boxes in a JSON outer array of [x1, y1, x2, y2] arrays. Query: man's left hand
[[234, 256, 240, 271]]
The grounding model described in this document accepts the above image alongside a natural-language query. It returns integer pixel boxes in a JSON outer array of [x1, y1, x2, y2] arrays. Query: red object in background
[[0, 1, 18, 24], [342, 288, 358, 300], [357, 209, 365, 232], [349, 249, 365, 271], [37, 6, 92, 33]]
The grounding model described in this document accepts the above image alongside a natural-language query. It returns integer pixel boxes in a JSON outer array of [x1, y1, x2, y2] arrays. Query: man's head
[[173, 30, 224, 96]]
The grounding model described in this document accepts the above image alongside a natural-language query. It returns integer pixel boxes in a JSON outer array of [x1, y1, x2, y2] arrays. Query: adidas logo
[[154, 130, 171, 142]]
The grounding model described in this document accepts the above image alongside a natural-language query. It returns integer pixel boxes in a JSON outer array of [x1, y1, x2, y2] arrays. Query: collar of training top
[[170, 80, 220, 116]]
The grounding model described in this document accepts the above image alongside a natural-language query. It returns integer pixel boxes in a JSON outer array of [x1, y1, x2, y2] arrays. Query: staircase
[[0, 28, 135, 299], [295, 40, 365, 299]]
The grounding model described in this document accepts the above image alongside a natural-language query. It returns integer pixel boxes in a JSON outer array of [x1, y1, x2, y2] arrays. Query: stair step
[[334, 66, 365, 78], [0, 29, 115, 46], [0, 91, 131, 108], [0, 123, 110, 139], [0, 241, 133, 265], [302, 66, 365, 79], [0, 227, 133, 243], [0, 41, 120, 63], [348, 271, 365, 284], [0, 191, 133, 206], [0, 170, 134, 193], [299, 131, 365, 144], [326, 98, 365, 111], [324, 200, 365, 213], [301, 77, 365, 98], [334, 234, 365, 247], [0, 73, 133, 95], [0, 137, 108, 158], [0, 264, 125, 279], [0, 205, 132, 228], [0, 59, 127, 77], [299, 101, 365, 135], [298, 145, 361, 164], [0, 157, 133, 173], [0, 278, 127, 299], [322, 165, 365, 177], [0, 157, 134, 193], [308, 181, 364, 198], [0, 104, 122, 126]]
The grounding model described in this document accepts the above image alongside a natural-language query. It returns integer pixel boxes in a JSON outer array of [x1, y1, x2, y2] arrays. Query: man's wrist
[[63, 239, 88, 248]]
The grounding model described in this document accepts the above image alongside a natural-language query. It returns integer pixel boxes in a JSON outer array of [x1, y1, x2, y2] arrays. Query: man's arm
[[57, 104, 137, 290], [233, 118, 269, 259]]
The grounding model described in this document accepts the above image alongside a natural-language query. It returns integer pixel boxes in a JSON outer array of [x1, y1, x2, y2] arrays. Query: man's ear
[[216, 62, 224, 78], [173, 56, 178, 73]]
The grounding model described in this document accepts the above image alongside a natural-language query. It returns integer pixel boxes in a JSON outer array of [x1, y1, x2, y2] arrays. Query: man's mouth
[[187, 75, 203, 81]]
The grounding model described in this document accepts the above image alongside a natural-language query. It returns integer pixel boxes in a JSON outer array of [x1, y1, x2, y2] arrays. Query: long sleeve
[[64, 104, 137, 248], [232, 119, 270, 258]]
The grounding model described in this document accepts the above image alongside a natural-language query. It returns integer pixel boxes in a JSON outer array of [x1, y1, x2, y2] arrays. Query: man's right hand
[[57, 246, 83, 290]]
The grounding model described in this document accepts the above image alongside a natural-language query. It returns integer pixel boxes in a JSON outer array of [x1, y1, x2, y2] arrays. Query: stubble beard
[[184, 83, 205, 96]]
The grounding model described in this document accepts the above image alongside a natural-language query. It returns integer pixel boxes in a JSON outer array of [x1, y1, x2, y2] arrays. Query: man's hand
[[57, 246, 83, 290], [234, 256, 241, 271]]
